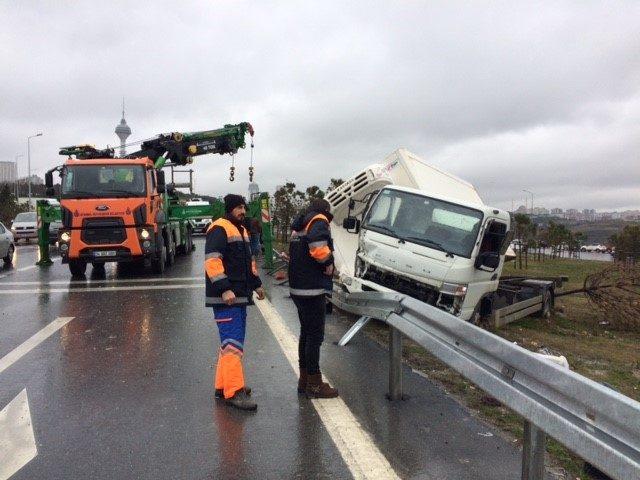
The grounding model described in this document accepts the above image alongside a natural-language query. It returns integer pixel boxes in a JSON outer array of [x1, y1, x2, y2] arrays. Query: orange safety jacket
[[205, 216, 261, 306], [288, 211, 334, 296]]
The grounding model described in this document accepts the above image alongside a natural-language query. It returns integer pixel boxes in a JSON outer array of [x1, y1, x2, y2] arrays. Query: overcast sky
[[1, 1, 639, 211]]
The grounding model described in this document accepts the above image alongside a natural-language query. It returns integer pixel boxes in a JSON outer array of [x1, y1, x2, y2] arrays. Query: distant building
[[550, 208, 563, 215], [248, 182, 260, 200], [18, 174, 44, 185], [515, 205, 527, 214], [533, 206, 549, 215], [0, 161, 17, 183]]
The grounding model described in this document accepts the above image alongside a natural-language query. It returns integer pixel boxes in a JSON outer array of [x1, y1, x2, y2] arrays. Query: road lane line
[[0, 276, 201, 286], [0, 317, 75, 376], [0, 389, 37, 480], [254, 296, 400, 480], [17, 266, 37, 272], [0, 284, 204, 295]]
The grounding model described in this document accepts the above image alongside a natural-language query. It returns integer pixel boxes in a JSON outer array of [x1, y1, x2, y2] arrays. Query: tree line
[[270, 178, 343, 242]]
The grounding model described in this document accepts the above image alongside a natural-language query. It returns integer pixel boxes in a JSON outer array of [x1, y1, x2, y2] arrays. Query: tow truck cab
[[50, 157, 167, 270]]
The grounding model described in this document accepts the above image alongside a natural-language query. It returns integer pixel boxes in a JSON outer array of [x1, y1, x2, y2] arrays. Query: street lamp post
[[27, 133, 43, 209], [14, 154, 23, 201], [523, 189, 534, 215]]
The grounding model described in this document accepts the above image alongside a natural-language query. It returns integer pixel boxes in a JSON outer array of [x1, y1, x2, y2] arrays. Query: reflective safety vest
[[288, 212, 334, 297], [205, 217, 261, 306]]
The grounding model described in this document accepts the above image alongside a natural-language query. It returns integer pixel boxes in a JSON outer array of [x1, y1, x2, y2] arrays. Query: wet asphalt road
[[0, 240, 527, 479]]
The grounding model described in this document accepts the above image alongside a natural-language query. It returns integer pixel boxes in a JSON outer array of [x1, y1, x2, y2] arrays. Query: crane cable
[[249, 137, 255, 182]]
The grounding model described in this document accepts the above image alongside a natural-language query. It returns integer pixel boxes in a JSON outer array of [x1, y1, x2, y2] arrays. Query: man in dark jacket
[[288, 198, 339, 398], [205, 194, 265, 411]]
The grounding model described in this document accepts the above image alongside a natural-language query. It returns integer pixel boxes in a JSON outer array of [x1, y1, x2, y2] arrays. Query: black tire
[[185, 228, 193, 254], [151, 234, 167, 274], [166, 233, 175, 266], [69, 259, 87, 277], [537, 289, 553, 318], [3, 244, 14, 265], [92, 263, 106, 272]]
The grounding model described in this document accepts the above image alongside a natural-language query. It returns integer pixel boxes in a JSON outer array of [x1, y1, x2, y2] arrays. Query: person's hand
[[222, 290, 236, 305], [324, 264, 334, 276], [255, 287, 266, 300]]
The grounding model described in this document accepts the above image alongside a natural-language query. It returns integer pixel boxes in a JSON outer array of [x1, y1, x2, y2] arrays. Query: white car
[[0, 222, 16, 265], [191, 218, 212, 234], [11, 211, 38, 243], [581, 244, 607, 253]]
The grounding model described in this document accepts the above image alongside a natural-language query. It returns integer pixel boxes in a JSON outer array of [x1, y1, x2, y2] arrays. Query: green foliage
[[326, 178, 344, 192], [0, 183, 29, 226], [612, 224, 640, 261]]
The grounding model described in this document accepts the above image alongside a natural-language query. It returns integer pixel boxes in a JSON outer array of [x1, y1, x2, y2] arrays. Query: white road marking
[[0, 389, 37, 480], [254, 296, 400, 480], [17, 265, 37, 272], [0, 317, 75, 376], [0, 284, 204, 295], [0, 276, 201, 286]]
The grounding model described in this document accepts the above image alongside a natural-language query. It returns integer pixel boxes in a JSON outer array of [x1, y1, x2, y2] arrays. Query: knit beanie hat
[[224, 194, 247, 213]]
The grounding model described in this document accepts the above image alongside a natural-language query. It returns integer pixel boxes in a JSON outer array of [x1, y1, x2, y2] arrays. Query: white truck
[[327, 149, 561, 326]]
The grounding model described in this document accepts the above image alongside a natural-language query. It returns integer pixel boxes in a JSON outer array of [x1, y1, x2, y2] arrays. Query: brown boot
[[297, 369, 307, 394], [225, 390, 257, 411], [305, 373, 339, 398], [215, 387, 251, 399]]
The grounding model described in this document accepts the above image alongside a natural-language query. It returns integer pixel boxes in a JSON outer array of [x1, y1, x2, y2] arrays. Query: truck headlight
[[60, 232, 71, 242], [441, 282, 468, 297], [140, 229, 150, 240]]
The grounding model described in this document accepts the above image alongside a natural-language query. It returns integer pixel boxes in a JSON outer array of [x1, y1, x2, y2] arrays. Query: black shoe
[[215, 387, 251, 399], [225, 390, 257, 411]]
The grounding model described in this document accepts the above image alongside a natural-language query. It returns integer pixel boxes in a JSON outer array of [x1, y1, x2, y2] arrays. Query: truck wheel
[[185, 228, 194, 254], [69, 259, 87, 277], [166, 234, 175, 266], [3, 244, 14, 265], [537, 290, 553, 318], [151, 240, 166, 274]]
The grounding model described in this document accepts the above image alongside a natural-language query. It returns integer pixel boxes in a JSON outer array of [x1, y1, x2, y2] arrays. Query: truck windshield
[[363, 189, 484, 258], [61, 165, 147, 198]]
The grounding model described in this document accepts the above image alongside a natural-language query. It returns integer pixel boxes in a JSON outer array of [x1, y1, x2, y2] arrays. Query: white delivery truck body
[[327, 148, 554, 324]]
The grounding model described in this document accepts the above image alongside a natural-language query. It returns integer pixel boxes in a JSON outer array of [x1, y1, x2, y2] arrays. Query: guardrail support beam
[[388, 326, 403, 400], [522, 421, 546, 480]]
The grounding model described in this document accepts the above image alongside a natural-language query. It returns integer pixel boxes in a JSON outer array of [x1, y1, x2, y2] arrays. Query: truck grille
[[81, 218, 126, 245]]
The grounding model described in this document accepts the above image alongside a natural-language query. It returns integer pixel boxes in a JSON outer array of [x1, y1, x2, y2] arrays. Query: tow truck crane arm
[[59, 122, 254, 167]]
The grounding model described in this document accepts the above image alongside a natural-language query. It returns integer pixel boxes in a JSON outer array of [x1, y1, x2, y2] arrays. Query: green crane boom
[[59, 122, 254, 168]]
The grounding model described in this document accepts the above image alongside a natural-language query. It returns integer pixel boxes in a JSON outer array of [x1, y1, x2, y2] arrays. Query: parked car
[[48, 219, 63, 245], [0, 222, 15, 265], [10, 211, 37, 243], [191, 217, 212, 235], [581, 244, 607, 253]]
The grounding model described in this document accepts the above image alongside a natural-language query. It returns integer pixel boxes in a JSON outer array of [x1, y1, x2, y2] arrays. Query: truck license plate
[[94, 251, 116, 257]]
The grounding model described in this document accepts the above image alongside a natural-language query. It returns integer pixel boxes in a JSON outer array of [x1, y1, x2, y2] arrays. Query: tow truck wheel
[[185, 228, 194, 254], [69, 259, 87, 277], [151, 240, 166, 274], [166, 234, 175, 266]]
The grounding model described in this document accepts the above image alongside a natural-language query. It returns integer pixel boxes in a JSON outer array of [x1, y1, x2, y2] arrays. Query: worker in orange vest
[[288, 198, 339, 398], [205, 194, 265, 411]]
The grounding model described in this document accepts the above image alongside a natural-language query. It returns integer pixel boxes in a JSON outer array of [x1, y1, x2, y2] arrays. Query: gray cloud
[[1, 1, 639, 211]]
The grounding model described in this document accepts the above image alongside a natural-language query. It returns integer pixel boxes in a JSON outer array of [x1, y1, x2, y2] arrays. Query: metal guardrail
[[332, 289, 640, 480]]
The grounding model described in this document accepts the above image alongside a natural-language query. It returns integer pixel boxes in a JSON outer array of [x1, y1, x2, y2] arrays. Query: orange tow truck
[[45, 123, 254, 276]]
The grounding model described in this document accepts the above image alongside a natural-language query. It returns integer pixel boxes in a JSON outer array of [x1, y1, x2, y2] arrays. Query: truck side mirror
[[475, 252, 500, 272], [342, 217, 360, 233], [44, 170, 55, 198], [156, 170, 166, 194]]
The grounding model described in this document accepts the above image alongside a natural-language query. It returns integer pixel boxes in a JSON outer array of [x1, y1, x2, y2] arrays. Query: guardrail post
[[388, 326, 403, 400], [522, 420, 545, 480]]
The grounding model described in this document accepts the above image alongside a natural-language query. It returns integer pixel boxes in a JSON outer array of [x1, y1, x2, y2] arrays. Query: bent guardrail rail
[[332, 289, 640, 480]]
